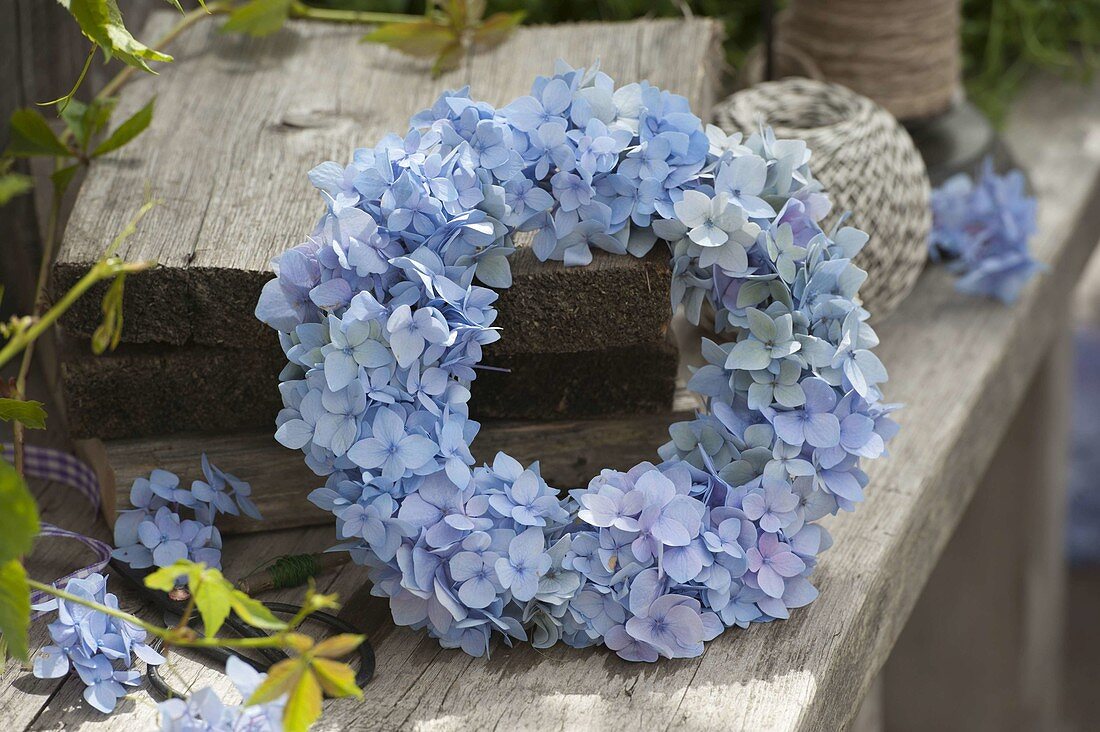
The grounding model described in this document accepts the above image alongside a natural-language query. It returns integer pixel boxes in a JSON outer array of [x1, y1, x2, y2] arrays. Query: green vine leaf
[[221, 0, 293, 38], [363, 1, 524, 78], [6, 109, 72, 158], [91, 274, 126, 354], [0, 172, 33, 206], [145, 560, 287, 633], [247, 632, 365, 732], [0, 459, 41, 563], [470, 11, 525, 50], [60, 97, 116, 153], [0, 399, 47, 430], [362, 22, 457, 60], [51, 164, 81, 197], [58, 0, 173, 73], [92, 98, 154, 158], [0, 559, 31, 662]]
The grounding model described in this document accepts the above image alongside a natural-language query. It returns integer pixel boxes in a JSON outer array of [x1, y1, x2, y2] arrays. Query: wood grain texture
[[101, 394, 695, 534], [8, 54, 1097, 732], [883, 332, 1071, 731], [59, 338, 677, 438], [52, 14, 721, 355]]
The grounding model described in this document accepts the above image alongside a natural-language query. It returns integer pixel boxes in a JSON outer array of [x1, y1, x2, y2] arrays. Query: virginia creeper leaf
[[0, 559, 31, 662], [0, 173, 34, 206], [58, 0, 173, 72], [92, 98, 154, 157], [471, 11, 525, 49], [0, 459, 40, 563], [0, 399, 47, 430], [283, 664, 323, 732], [313, 633, 364, 659], [311, 657, 362, 698], [6, 108, 71, 158], [51, 164, 81, 197], [193, 573, 232, 637], [362, 22, 457, 59], [221, 0, 293, 37], [247, 657, 302, 704], [229, 589, 286, 630]]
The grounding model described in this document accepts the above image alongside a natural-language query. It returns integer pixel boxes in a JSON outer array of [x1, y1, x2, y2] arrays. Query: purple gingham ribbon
[[3, 444, 113, 613]]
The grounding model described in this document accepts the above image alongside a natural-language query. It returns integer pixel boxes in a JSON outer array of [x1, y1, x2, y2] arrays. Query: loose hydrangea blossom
[[157, 655, 284, 731], [32, 573, 165, 713], [257, 61, 897, 661], [112, 457, 261, 572], [929, 158, 1042, 303]]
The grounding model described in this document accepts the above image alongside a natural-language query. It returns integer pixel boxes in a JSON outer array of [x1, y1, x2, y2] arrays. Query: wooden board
[[52, 15, 720, 356], [59, 337, 678, 439], [7, 72, 1096, 731], [100, 386, 698, 534]]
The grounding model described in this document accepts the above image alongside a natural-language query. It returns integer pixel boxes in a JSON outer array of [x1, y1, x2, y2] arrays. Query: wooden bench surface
[[9, 48, 1100, 732], [53, 14, 720, 355]]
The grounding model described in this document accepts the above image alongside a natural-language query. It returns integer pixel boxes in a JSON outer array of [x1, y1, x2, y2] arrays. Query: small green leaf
[[229, 589, 286, 630], [311, 657, 362, 698], [162, 0, 184, 11], [193, 573, 232, 637], [60, 96, 116, 151], [471, 11, 524, 50], [283, 665, 323, 732], [51, 164, 80, 197], [0, 460, 40, 564], [431, 41, 464, 77], [0, 399, 47, 430], [0, 559, 31, 661], [0, 172, 33, 206], [91, 274, 126, 354], [92, 98, 154, 157], [362, 21, 457, 59], [221, 0, 293, 38], [6, 108, 72, 158], [59, 0, 173, 73], [247, 657, 303, 705], [143, 560, 192, 591], [313, 633, 363, 660]]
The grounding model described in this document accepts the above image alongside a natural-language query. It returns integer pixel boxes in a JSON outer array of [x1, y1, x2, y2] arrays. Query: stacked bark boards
[[54, 14, 721, 512]]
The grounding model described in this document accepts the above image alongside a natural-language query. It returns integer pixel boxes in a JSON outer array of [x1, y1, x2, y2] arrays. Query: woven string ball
[[716, 78, 930, 318]]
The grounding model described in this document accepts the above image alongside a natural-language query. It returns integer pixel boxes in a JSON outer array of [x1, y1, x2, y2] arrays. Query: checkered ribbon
[[3, 444, 113, 613]]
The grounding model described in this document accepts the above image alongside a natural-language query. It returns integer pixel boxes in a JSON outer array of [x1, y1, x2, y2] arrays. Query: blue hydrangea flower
[[32, 574, 164, 714], [929, 158, 1042, 303], [253, 60, 897, 663], [157, 655, 284, 731]]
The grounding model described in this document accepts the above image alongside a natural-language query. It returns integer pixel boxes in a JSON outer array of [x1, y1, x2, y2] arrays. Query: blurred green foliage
[[309, 0, 765, 70], [311, 0, 1100, 125], [962, 0, 1100, 124]]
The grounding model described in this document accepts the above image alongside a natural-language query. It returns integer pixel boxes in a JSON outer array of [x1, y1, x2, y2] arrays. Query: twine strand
[[775, 0, 961, 120]]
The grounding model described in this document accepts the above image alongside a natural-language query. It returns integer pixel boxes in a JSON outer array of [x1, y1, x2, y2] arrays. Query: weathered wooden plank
[[883, 332, 1071, 731], [59, 337, 677, 438], [26, 72, 1096, 732], [100, 389, 695, 533], [11, 60, 1097, 732], [52, 15, 720, 356]]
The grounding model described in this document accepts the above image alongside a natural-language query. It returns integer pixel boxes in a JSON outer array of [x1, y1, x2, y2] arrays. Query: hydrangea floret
[[929, 158, 1042, 303], [112, 455, 261, 573], [31, 573, 165, 713], [256, 61, 898, 661], [157, 655, 284, 731]]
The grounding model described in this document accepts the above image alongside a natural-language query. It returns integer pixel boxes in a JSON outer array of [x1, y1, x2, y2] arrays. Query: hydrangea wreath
[[256, 61, 898, 662]]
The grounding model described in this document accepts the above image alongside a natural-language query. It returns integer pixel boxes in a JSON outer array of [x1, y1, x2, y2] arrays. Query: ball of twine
[[716, 78, 930, 318], [774, 0, 960, 121]]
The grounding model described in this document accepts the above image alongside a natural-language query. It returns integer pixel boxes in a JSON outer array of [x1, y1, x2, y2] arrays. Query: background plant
[[0, 4, 369, 727]]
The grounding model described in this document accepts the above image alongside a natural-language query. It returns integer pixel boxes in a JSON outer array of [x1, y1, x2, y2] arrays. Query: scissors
[[108, 559, 375, 698]]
